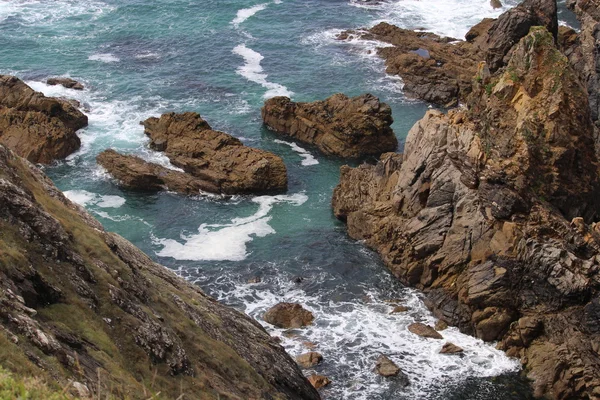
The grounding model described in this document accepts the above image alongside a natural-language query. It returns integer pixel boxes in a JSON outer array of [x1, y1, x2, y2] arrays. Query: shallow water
[[0, 0, 571, 398]]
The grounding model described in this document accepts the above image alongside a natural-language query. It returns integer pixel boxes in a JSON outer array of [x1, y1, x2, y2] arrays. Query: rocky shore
[[332, 2, 600, 397], [0, 143, 319, 399]]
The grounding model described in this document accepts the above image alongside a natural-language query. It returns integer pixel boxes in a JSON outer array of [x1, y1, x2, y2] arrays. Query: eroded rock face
[[141, 112, 287, 194], [407, 323, 443, 340], [47, 77, 84, 90], [296, 352, 323, 368], [337, 0, 557, 105], [261, 94, 398, 158], [332, 27, 600, 399], [96, 149, 220, 194], [263, 303, 315, 328], [0, 144, 319, 400], [0, 75, 87, 163]]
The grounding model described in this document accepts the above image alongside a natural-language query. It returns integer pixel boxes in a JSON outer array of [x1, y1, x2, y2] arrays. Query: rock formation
[[0, 75, 87, 163], [407, 323, 443, 340], [261, 94, 398, 158], [374, 355, 409, 384], [296, 352, 323, 368], [263, 303, 315, 329], [440, 343, 464, 354], [136, 112, 287, 194], [337, 0, 558, 106], [0, 144, 319, 399], [97, 149, 220, 194], [307, 375, 331, 389], [332, 26, 600, 399], [47, 77, 84, 90]]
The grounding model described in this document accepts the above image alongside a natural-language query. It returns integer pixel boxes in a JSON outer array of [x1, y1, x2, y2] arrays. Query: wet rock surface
[[296, 352, 323, 368], [408, 323, 444, 340], [308, 374, 331, 389], [262, 94, 398, 158], [0, 144, 319, 400], [263, 302, 315, 328], [332, 24, 600, 399], [46, 77, 84, 90], [0, 75, 87, 163]]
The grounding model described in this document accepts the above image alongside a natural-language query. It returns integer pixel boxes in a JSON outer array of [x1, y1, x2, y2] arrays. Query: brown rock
[[308, 374, 331, 389], [374, 355, 399, 377], [0, 75, 87, 163], [408, 323, 443, 339], [440, 343, 464, 354], [490, 0, 502, 9], [296, 352, 323, 368], [142, 112, 287, 194], [332, 26, 600, 399], [263, 303, 314, 328], [261, 94, 398, 158], [46, 77, 84, 90], [435, 320, 448, 331], [96, 149, 220, 194], [390, 305, 410, 314]]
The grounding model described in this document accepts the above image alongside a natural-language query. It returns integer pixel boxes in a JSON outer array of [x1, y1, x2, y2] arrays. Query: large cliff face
[[0, 144, 319, 399], [333, 27, 600, 399]]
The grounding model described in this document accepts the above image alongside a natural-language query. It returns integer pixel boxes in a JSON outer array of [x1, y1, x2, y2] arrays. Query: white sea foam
[[63, 190, 126, 209], [231, 3, 268, 27], [232, 44, 293, 99], [88, 53, 120, 63], [274, 139, 319, 166], [155, 193, 308, 261], [209, 274, 520, 399], [0, 0, 112, 25]]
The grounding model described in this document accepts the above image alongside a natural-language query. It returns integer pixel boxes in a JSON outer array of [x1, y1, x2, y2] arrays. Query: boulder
[[407, 323, 443, 339], [263, 303, 314, 328], [490, 0, 502, 8], [0, 75, 87, 163], [96, 149, 220, 194], [435, 320, 448, 331], [374, 355, 408, 384], [390, 305, 410, 314], [308, 374, 331, 389], [333, 26, 600, 399], [440, 343, 464, 354], [46, 77, 84, 90], [142, 112, 287, 194], [261, 94, 398, 158], [296, 352, 323, 368]]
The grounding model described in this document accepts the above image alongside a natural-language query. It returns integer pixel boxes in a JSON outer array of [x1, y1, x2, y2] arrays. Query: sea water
[[2, 0, 576, 398]]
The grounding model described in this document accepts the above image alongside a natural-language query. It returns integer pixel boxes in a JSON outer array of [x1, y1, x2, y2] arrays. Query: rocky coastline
[[332, 1, 600, 398]]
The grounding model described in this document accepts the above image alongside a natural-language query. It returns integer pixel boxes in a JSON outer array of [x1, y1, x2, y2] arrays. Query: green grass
[[0, 367, 74, 400]]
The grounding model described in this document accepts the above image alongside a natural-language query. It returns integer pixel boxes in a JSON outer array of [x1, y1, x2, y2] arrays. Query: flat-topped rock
[[408, 323, 444, 339], [261, 94, 398, 158], [141, 112, 287, 194], [96, 149, 220, 194], [0, 75, 87, 163]]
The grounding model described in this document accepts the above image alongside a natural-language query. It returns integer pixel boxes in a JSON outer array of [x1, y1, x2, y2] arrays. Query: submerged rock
[[0, 75, 87, 163], [0, 144, 320, 400], [140, 111, 287, 195], [261, 94, 398, 158], [296, 352, 323, 368], [408, 323, 444, 339], [263, 303, 315, 328], [47, 77, 84, 90], [332, 25, 600, 399], [96, 149, 220, 194]]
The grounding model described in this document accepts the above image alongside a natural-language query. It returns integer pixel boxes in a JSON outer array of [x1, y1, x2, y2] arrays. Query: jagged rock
[[440, 342, 464, 354], [0, 144, 319, 400], [46, 77, 84, 90], [96, 149, 220, 194], [261, 94, 398, 158], [435, 320, 448, 331], [0, 75, 87, 163], [263, 303, 314, 328], [408, 323, 444, 339], [308, 374, 331, 389], [142, 112, 287, 194], [375, 355, 397, 376], [390, 305, 410, 314], [337, 0, 557, 105], [296, 352, 323, 368], [332, 26, 600, 399], [491, 0, 503, 8]]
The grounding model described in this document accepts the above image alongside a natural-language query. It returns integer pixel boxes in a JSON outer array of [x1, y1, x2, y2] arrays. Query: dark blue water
[[0, 0, 545, 398]]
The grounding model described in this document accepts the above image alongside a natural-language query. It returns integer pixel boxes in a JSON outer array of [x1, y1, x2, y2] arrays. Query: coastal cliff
[[0, 142, 319, 399], [333, 25, 600, 399]]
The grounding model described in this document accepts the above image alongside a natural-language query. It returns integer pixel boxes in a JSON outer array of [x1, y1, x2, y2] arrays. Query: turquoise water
[[0, 0, 556, 398]]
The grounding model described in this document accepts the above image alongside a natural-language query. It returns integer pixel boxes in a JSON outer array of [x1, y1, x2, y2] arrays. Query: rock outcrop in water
[[332, 26, 600, 399], [0, 143, 319, 399], [338, 0, 558, 106], [0, 75, 87, 163], [261, 94, 398, 158], [47, 77, 84, 90], [135, 111, 288, 194], [97, 149, 221, 194]]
